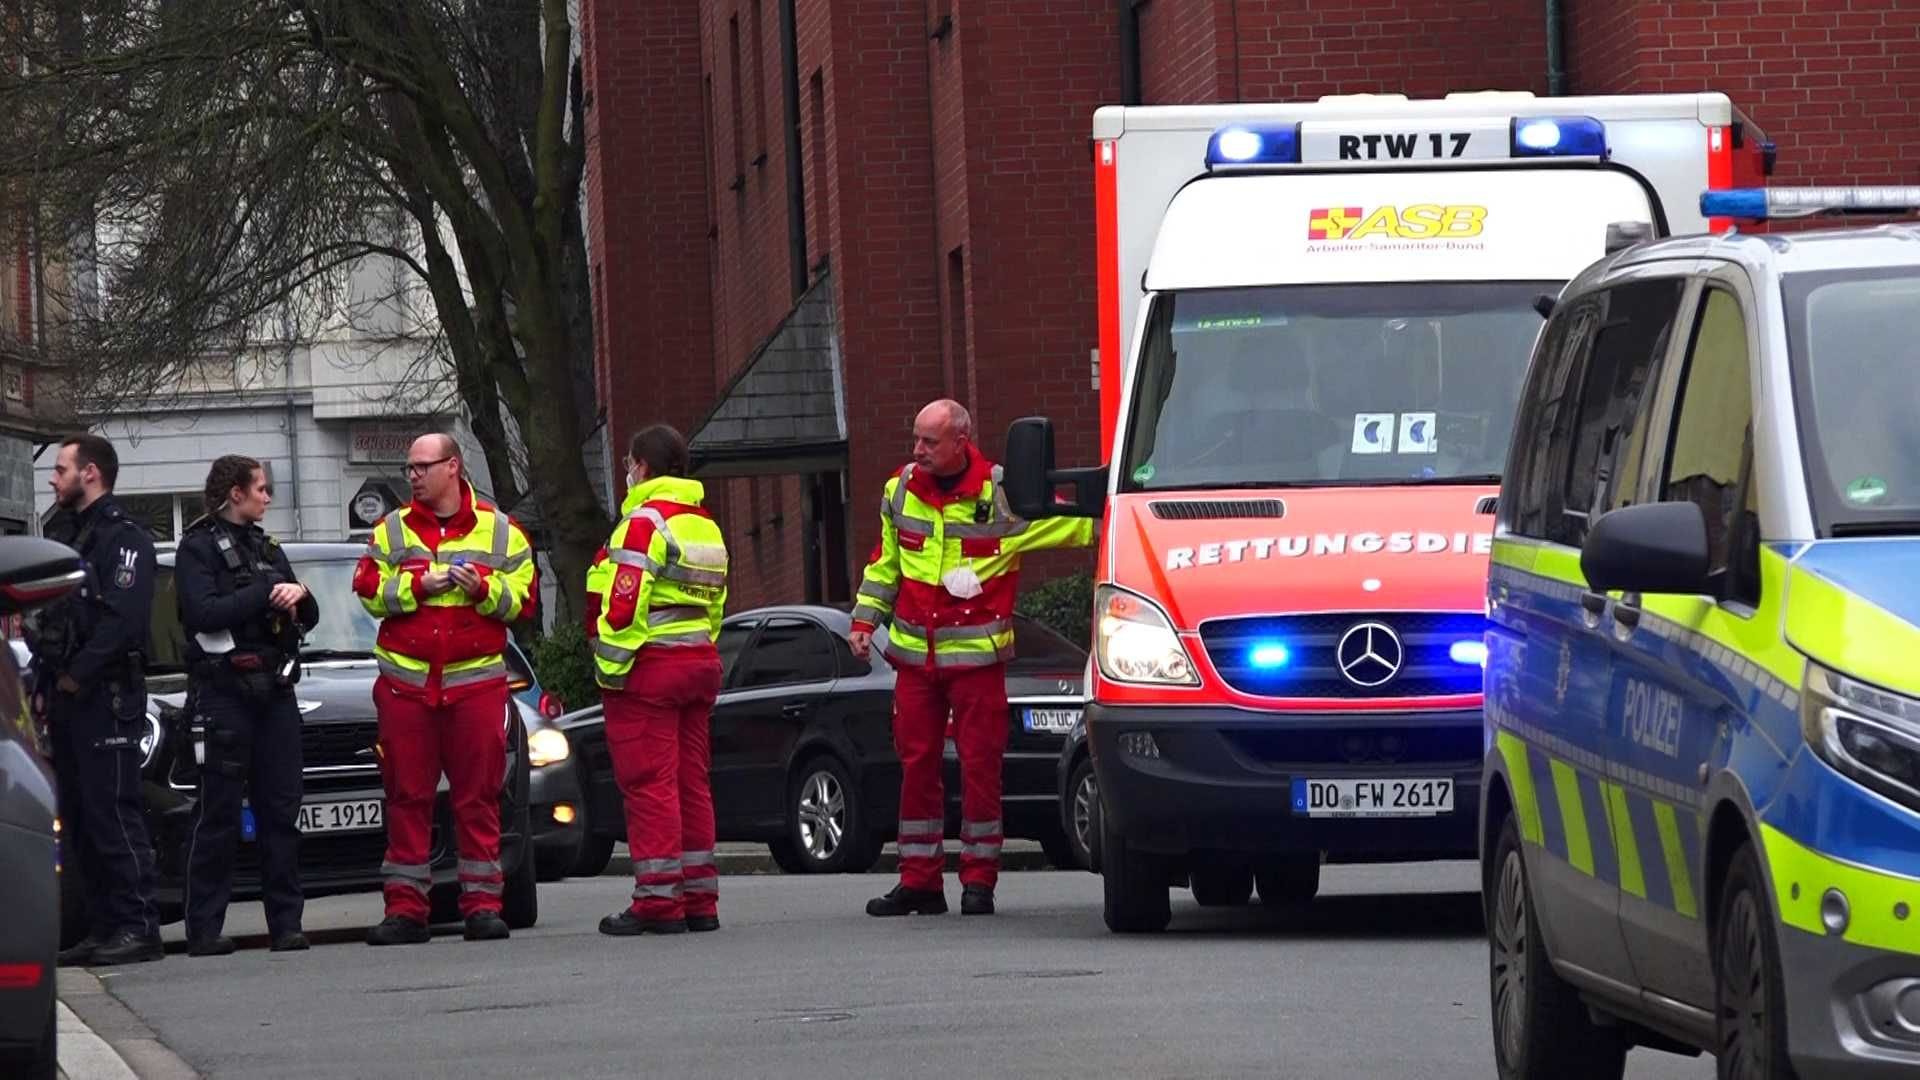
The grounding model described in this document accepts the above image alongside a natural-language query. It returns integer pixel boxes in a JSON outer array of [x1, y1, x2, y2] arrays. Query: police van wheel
[[1101, 815, 1171, 933], [1190, 863, 1254, 907], [1713, 844, 1798, 1080], [1488, 814, 1626, 1080]]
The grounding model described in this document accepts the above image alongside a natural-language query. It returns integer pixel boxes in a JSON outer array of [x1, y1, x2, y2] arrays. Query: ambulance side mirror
[[1004, 417, 1106, 520]]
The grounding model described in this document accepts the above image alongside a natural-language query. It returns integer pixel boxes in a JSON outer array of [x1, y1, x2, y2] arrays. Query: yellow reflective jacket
[[851, 453, 1093, 669], [585, 475, 729, 690]]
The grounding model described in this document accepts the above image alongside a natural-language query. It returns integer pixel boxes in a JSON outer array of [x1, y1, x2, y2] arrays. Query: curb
[[56, 969, 199, 1080]]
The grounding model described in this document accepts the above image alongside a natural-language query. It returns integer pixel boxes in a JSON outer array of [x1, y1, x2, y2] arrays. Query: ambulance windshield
[[1786, 267, 1920, 535], [1120, 282, 1549, 491]]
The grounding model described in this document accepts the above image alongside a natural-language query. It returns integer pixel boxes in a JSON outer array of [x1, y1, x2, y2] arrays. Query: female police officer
[[177, 454, 319, 955]]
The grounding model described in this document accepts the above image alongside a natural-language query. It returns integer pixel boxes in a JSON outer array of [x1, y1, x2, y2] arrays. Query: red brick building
[[580, 0, 1920, 612]]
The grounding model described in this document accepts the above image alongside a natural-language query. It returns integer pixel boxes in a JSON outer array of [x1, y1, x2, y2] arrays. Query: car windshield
[[1120, 282, 1552, 491], [149, 556, 377, 674], [1011, 614, 1086, 666], [1785, 267, 1920, 536]]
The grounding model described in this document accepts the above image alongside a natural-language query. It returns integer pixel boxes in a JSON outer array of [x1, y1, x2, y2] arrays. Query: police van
[[1481, 188, 1920, 1078], [1003, 91, 1771, 934]]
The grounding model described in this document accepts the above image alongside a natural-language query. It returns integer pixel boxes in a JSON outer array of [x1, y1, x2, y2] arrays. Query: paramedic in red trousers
[[586, 425, 729, 936], [850, 399, 1093, 916], [353, 434, 537, 945]]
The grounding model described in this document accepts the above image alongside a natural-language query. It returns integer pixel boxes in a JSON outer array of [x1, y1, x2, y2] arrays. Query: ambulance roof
[[1093, 91, 1733, 140]]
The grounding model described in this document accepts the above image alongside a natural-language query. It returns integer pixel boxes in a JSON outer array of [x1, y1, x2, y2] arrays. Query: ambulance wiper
[[1830, 519, 1920, 538], [1399, 473, 1502, 486]]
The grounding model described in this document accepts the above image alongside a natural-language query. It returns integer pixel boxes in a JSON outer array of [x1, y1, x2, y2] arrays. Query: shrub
[[1015, 571, 1093, 649], [530, 621, 601, 712]]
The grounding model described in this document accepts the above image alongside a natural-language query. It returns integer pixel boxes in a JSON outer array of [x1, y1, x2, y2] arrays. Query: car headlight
[[1801, 661, 1920, 812], [140, 712, 163, 769], [1093, 585, 1198, 686], [528, 727, 571, 768]]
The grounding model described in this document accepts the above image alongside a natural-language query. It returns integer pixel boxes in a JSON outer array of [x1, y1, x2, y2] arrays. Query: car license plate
[[297, 798, 384, 834], [1291, 778, 1453, 818], [1023, 707, 1081, 735]]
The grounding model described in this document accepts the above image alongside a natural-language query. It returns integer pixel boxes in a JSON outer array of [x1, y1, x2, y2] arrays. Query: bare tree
[[0, 0, 607, 620]]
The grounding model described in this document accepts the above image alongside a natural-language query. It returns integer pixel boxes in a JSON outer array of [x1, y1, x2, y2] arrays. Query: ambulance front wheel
[[1487, 813, 1626, 1080], [1100, 815, 1172, 933]]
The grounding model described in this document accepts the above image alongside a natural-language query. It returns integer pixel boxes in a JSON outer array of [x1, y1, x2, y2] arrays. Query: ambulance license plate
[[1023, 707, 1081, 735], [1291, 778, 1452, 818], [1299, 118, 1510, 163], [298, 798, 384, 834]]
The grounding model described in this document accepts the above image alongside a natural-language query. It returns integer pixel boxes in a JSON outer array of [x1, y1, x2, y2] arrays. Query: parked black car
[[0, 538, 87, 1078], [559, 604, 1089, 874], [1056, 713, 1102, 873], [48, 542, 543, 948]]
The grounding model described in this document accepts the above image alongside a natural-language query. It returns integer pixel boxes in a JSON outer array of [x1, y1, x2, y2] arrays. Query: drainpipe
[[1118, 0, 1141, 105], [779, 0, 809, 299], [1544, 0, 1567, 96], [283, 348, 303, 538]]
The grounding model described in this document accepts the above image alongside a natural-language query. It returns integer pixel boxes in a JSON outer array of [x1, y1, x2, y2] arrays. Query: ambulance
[[999, 91, 1773, 933]]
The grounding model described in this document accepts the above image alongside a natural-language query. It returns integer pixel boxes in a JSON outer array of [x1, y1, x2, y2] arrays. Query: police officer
[[35, 434, 163, 967], [177, 454, 318, 956]]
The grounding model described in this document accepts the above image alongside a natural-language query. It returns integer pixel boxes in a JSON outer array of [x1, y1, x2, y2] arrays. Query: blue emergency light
[[1701, 186, 1920, 221], [1449, 639, 1488, 667], [1206, 124, 1301, 167], [1510, 116, 1607, 158], [1248, 642, 1292, 669]]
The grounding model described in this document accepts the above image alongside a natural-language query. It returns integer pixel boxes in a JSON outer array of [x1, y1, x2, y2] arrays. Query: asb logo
[[1308, 204, 1488, 241]]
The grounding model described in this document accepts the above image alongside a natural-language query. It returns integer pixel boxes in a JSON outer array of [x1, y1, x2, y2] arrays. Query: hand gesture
[[269, 583, 307, 612], [848, 630, 872, 659], [419, 570, 454, 596], [448, 563, 487, 599]]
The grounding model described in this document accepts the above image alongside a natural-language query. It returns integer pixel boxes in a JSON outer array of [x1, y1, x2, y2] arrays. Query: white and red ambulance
[[1002, 91, 1772, 932]]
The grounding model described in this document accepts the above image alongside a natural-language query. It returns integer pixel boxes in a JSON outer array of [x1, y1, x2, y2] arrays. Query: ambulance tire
[[1190, 864, 1254, 907], [1713, 844, 1799, 1080], [1488, 814, 1626, 1080], [569, 835, 616, 879], [1255, 855, 1321, 905], [1100, 815, 1171, 933]]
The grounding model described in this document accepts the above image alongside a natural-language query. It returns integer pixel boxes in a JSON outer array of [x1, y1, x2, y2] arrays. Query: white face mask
[[941, 565, 983, 599]]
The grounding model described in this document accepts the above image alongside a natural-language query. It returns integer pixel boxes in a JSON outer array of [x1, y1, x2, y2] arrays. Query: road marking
[[58, 999, 138, 1080]]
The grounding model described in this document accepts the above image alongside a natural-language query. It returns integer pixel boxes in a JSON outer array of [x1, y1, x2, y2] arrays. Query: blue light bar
[[1206, 124, 1301, 168], [1449, 640, 1488, 667], [1510, 116, 1607, 158], [1249, 642, 1292, 669], [1700, 186, 1920, 221]]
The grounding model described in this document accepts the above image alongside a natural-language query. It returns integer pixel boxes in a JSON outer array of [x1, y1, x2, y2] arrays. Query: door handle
[[1613, 604, 1641, 631], [1580, 592, 1607, 616], [782, 701, 813, 718]]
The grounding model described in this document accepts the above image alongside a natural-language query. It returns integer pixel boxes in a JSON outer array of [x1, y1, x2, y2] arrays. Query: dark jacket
[[176, 515, 319, 666], [43, 494, 156, 686]]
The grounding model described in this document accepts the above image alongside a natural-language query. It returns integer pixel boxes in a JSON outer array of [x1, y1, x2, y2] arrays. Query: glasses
[[404, 456, 452, 477]]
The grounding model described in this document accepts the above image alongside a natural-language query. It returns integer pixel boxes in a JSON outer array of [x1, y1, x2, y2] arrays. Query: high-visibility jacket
[[585, 475, 729, 690], [352, 482, 537, 704], [851, 451, 1093, 669]]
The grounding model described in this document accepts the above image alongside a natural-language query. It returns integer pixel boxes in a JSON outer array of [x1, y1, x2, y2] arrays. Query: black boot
[[961, 885, 995, 916], [270, 931, 310, 953], [464, 912, 510, 941], [91, 930, 164, 966], [186, 935, 236, 957], [599, 910, 687, 936], [866, 884, 948, 917], [366, 916, 431, 946], [57, 934, 105, 968], [686, 914, 720, 933]]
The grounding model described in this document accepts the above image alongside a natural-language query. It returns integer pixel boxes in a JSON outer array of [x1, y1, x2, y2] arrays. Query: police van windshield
[[1119, 282, 1550, 492], [1786, 267, 1920, 535], [147, 556, 378, 673]]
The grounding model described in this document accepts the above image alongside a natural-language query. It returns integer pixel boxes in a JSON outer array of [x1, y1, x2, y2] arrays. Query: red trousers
[[375, 678, 508, 922], [892, 662, 1007, 892], [604, 648, 724, 921]]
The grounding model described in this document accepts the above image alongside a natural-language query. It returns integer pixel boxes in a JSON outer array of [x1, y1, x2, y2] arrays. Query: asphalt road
[[83, 862, 1716, 1079]]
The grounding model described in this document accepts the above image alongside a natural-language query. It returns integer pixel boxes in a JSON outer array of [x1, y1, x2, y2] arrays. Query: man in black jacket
[[37, 434, 163, 967], [176, 454, 319, 956]]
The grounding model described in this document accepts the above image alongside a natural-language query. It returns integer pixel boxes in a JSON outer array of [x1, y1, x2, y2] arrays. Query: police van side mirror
[[1004, 417, 1107, 520], [0, 538, 86, 614], [1580, 502, 1711, 597]]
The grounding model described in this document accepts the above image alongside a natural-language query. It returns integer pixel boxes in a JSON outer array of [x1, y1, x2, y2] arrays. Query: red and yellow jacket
[[851, 450, 1093, 669], [353, 481, 537, 704], [584, 475, 729, 690]]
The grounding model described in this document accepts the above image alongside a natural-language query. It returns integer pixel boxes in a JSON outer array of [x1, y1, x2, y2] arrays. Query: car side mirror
[[1003, 417, 1107, 520], [0, 538, 86, 614], [1580, 502, 1711, 596]]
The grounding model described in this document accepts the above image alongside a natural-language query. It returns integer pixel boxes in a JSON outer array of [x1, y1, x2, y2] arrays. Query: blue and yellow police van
[[1479, 187, 1920, 1080]]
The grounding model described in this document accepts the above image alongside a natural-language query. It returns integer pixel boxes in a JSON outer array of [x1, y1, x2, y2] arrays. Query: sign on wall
[[347, 421, 418, 464]]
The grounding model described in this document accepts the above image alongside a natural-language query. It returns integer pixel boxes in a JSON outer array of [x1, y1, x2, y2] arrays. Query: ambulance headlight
[[1094, 586, 1199, 686], [1802, 661, 1920, 813]]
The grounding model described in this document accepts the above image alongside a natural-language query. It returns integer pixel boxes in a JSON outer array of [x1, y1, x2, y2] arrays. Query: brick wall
[[1570, 0, 1920, 186]]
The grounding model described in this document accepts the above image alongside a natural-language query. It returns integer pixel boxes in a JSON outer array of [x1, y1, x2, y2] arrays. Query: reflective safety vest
[[586, 475, 729, 691], [353, 482, 537, 704], [851, 454, 1093, 670]]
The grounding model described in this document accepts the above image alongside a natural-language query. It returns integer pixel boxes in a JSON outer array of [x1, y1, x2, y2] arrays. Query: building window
[[117, 493, 198, 542]]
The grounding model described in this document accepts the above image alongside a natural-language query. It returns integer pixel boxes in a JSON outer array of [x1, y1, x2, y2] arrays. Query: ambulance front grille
[[1148, 499, 1286, 521], [1198, 612, 1487, 699]]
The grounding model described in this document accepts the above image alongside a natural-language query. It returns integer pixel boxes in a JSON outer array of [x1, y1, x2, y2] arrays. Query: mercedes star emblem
[[1336, 621, 1403, 688]]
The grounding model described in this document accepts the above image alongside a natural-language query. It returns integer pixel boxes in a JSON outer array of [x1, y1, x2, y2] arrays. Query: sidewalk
[[55, 969, 197, 1080]]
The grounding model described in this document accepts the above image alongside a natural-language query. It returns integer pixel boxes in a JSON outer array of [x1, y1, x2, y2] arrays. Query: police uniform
[[33, 495, 162, 966], [176, 513, 318, 952]]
